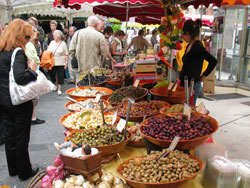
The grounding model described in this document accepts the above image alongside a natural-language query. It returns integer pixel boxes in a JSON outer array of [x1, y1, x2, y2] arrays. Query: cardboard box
[[203, 79, 215, 94], [135, 63, 156, 73], [206, 68, 216, 81], [135, 60, 156, 73]]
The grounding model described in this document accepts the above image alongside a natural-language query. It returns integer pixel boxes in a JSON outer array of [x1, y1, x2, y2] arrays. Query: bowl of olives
[[65, 126, 132, 156], [117, 150, 203, 188], [117, 101, 171, 122], [150, 86, 191, 104], [65, 98, 111, 112], [66, 86, 113, 100], [108, 86, 148, 106], [139, 112, 218, 150]]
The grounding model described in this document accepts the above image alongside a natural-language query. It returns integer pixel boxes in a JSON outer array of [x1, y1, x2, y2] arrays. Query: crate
[[60, 152, 102, 184]]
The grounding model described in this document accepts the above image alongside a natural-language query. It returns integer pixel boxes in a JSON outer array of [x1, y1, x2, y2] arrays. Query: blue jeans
[[193, 81, 201, 106]]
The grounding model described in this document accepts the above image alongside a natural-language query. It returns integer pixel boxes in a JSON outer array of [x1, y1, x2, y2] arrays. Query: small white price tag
[[133, 79, 140, 87], [116, 119, 126, 133], [173, 83, 177, 92], [168, 82, 173, 90], [112, 110, 118, 126], [183, 103, 192, 120], [196, 102, 208, 115], [95, 93, 102, 103]]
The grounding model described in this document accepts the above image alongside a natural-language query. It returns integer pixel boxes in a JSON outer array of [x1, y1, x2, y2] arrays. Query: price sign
[[183, 103, 192, 120], [116, 119, 126, 133], [95, 93, 102, 103], [133, 79, 140, 87], [112, 110, 118, 126], [196, 102, 208, 114], [168, 82, 173, 90]]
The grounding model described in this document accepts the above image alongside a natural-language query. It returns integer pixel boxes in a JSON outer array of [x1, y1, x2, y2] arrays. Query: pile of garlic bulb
[[52, 170, 130, 188]]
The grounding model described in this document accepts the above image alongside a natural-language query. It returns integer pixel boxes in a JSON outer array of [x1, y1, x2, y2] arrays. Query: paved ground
[[0, 84, 250, 187]]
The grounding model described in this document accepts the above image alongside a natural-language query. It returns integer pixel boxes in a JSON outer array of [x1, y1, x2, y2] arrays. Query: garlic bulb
[[96, 181, 111, 188], [54, 180, 64, 188], [64, 182, 74, 188], [75, 175, 85, 186], [113, 184, 124, 188], [113, 177, 123, 185], [82, 181, 95, 188], [101, 172, 114, 184]]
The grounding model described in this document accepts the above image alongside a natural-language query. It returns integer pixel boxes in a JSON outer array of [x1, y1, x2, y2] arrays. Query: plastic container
[[202, 155, 238, 188], [195, 143, 227, 166]]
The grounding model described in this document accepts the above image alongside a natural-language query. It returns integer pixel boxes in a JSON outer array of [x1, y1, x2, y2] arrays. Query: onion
[[41, 175, 50, 183], [46, 166, 57, 177], [41, 181, 52, 188], [113, 177, 124, 185], [54, 155, 63, 167]]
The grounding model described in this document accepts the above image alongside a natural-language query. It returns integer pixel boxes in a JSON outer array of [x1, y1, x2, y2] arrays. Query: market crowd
[[0, 15, 216, 182]]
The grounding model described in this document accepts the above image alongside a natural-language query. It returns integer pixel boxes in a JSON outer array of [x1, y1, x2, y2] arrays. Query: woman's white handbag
[[9, 47, 55, 105]]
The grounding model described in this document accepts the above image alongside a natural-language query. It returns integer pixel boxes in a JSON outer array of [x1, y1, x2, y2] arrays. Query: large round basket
[[66, 86, 113, 100], [65, 131, 132, 157], [139, 112, 219, 150], [108, 88, 148, 106], [117, 155, 203, 188], [60, 111, 120, 131], [65, 98, 110, 112], [105, 78, 124, 86], [150, 86, 189, 104], [117, 101, 171, 122], [127, 140, 146, 147]]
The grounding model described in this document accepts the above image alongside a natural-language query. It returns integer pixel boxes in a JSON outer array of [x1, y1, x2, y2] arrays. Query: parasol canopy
[[53, 0, 161, 10], [93, 2, 164, 24]]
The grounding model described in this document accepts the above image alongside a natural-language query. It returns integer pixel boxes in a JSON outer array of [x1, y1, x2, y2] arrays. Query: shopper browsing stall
[[0, 19, 39, 181], [111, 30, 127, 63], [180, 20, 217, 105], [47, 30, 69, 95]]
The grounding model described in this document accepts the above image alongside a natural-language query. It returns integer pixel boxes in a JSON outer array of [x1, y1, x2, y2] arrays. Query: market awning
[[222, 0, 250, 5], [53, 0, 161, 10], [93, 3, 163, 24]]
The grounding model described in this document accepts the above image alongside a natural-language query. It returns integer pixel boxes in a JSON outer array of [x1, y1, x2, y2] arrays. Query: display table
[[102, 146, 204, 188]]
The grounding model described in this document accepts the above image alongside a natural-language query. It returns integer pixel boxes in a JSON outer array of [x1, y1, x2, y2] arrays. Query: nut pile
[[63, 110, 113, 130], [118, 101, 165, 117], [68, 126, 129, 146], [121, 150, 200, 183], [109, 86, 146, 103], [141, 114, 213, 140]]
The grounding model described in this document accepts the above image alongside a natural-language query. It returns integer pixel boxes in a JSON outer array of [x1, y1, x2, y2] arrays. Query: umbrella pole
[[124, 2, 129, 50]]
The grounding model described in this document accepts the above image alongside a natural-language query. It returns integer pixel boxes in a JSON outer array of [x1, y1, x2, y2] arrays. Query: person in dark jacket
[[0, 19, 39, 181], [180, 20, 217, 105], [48, 20, 57, 46]]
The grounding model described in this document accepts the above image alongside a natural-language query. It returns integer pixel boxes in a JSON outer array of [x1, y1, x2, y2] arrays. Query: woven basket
[[27, 170, 46, 188]]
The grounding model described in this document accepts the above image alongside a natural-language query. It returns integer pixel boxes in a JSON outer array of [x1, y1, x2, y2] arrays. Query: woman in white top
[[48, 30, 69, 95], [111, 30, 127, 63]]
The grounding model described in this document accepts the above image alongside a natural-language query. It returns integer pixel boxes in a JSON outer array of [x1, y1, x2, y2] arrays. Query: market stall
[[24, 1, 250, 188]]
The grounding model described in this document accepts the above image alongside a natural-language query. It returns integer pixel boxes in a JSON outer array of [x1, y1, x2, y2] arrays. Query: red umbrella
[[93, 2, 164, 24], [179, 0, 222, 9]]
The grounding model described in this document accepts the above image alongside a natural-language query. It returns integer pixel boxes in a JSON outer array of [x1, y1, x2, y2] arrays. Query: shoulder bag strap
[[11, 47, 22, 69], [53, 41, 62, 56]]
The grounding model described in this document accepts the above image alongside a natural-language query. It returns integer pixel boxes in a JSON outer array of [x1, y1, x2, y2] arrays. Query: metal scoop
[[100, 99, 108, 126]]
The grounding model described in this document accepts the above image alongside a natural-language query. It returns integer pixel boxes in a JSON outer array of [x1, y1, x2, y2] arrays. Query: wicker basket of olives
[[117, 150, 203, 188], [65, 126, 132, 156], [139, 112, 218, 150]]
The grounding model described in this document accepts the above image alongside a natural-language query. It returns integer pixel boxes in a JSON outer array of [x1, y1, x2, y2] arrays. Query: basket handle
[[27, 170, 47, 188]]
